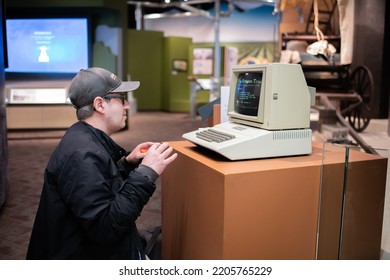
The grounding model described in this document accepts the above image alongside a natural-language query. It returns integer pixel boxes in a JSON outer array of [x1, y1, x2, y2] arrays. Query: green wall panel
[[127, 30, 164, 110], [93, 42, 116, 74], [162, 36, 192, 112]]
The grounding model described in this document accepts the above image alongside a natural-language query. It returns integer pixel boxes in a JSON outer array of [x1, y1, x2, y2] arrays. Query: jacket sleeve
[[57, 148, 156, 244], [117, 156, 159, 182], [117, 154, 138, 178]]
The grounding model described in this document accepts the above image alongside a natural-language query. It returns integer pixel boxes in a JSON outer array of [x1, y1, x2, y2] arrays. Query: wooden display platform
[[161, 141, 387, 260]]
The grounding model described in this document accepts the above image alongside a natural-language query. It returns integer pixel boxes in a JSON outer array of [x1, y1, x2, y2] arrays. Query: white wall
[[144, 5, 278, 43]]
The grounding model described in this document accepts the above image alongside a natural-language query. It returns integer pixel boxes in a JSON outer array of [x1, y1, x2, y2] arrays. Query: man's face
[[104, 93, 129, 134]]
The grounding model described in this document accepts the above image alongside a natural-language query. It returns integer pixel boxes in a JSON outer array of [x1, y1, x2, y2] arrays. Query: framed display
[[172, 59, 188, 72], [193, 48, 213, 75], [7, 88, 68, 104]]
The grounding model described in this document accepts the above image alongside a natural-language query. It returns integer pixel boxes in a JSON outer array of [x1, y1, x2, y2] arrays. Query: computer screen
[[234, 72, 262, 117], [5, 18, 90, 75], [228, 63, 312, 130]]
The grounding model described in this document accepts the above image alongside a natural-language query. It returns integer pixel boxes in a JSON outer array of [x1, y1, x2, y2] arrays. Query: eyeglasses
[[103, 94, 128, 106]]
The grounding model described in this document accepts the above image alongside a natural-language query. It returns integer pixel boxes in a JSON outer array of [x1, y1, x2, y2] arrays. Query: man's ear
[[93, 97, 105, 113]]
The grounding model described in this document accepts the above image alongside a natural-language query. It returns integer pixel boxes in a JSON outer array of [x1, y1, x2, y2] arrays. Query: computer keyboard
[[196, 128, 236, 143], [183, 121, 312, 160]]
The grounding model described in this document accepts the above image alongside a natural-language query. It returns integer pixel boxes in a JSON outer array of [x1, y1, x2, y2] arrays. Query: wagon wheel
[[343, 65, 374, 132]]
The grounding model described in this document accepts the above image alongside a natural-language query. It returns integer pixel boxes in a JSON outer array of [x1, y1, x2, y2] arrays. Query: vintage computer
[[182, 63, 315, 160]]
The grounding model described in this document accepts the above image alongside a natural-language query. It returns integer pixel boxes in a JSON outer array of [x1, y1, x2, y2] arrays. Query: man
[[26, 67, 177, 259]]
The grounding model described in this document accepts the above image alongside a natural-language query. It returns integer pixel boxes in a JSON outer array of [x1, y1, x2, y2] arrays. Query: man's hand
[[140, 142, 177, 175], [125, 142, 156, 165]]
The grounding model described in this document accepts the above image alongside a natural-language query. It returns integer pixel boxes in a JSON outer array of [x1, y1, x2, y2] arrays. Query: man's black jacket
[[26, 122, 156, 259]]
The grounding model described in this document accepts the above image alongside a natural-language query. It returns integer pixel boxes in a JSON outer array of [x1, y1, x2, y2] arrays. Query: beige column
[[338, 0, 355, 65]]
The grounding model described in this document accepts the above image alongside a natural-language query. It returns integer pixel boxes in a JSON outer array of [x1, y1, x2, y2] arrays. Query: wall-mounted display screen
[[5, 18, 89, 74]]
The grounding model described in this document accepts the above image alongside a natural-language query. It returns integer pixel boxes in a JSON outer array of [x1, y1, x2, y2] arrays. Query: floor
[[0, 111, 389, 260]]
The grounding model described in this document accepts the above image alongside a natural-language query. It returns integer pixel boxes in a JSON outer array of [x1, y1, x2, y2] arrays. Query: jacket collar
[[81, 122, 127, 162]]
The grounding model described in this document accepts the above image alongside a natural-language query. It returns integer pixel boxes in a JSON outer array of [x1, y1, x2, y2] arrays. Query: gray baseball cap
[[68, 67, 140, 109]]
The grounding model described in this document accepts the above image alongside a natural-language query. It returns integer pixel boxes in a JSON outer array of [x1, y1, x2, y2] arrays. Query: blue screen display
[[5, 18, 89, 73]]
